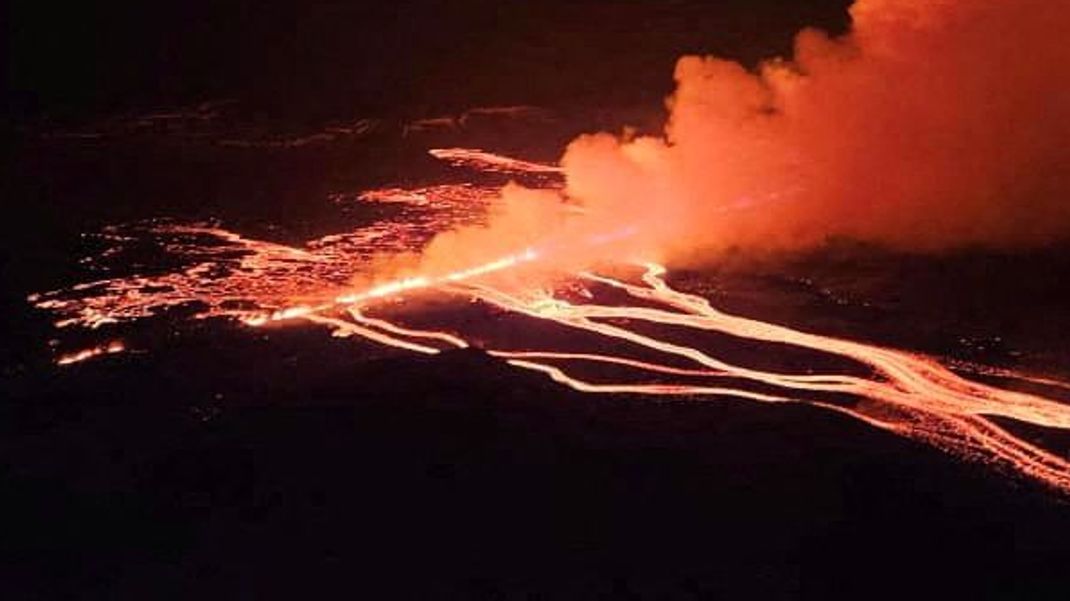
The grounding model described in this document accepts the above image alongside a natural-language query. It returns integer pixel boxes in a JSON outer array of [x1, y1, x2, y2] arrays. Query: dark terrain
[[4, 332, 1070, 599]]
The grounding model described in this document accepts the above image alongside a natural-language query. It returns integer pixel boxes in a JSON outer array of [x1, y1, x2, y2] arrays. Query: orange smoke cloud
[[561, 0, 1070, 261]]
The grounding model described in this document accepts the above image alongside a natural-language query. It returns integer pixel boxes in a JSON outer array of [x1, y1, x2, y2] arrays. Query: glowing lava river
[[29, 148, 1070, 495]]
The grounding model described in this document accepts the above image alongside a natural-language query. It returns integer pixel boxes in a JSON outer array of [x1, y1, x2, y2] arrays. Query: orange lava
[[56, 341, 125, 366], [29, 147, 1070, 494], [428, 148, 563, 175]]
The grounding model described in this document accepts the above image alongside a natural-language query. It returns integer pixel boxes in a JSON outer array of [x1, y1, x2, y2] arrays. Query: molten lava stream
[[293, 262, 1070, 494], [28, 146, 1070, 494]]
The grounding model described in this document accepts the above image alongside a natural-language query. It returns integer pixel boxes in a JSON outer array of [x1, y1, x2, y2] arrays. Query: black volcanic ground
[[5, 338, 1070, 599], [5, 106, 1070, 600]]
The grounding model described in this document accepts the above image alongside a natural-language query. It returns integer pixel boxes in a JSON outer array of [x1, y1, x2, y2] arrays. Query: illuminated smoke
[[557, 0, 1070, 260]]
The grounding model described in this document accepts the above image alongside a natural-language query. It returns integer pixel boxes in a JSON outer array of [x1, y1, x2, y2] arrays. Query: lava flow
[[30, 147, 1070, 494]]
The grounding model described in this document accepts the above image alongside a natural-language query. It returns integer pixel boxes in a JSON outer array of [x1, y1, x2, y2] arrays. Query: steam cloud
[[558, 0, 1070, 262], [399, 0, 1070, 284]]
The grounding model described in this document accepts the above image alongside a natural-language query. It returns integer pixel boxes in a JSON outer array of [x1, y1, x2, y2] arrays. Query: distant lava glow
[[55, 340, 126, 366], [30, 148, 1070, 494]]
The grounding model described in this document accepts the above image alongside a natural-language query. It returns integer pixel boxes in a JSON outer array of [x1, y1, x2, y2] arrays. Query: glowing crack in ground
[[30, 148, 1070, 494]]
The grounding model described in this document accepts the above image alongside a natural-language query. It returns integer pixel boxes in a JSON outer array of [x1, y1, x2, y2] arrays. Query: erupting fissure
[[30, 147, 1070, 495]]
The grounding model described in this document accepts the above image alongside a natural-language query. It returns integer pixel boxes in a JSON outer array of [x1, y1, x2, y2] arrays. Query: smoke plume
[[557, 0, 1070, 263]]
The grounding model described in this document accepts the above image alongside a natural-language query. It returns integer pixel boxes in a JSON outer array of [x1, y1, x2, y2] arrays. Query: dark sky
[[6, 0, 851, 120]]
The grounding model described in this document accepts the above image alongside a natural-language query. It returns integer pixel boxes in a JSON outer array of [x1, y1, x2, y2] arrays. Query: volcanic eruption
[[29, 0, 1070, 495]]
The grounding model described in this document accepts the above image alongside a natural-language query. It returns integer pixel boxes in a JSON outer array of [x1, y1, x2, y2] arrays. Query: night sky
[[7, 0, 851, 120]]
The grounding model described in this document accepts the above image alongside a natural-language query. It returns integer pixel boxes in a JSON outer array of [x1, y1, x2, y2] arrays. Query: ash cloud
[[560, 0, 1070, 262]]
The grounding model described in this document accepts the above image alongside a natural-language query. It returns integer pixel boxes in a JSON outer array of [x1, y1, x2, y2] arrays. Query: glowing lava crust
[[30, 148, 1070, 494]]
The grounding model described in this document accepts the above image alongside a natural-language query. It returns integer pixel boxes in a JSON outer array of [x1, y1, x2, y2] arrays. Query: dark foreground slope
[[3, 337, 1069, 600]]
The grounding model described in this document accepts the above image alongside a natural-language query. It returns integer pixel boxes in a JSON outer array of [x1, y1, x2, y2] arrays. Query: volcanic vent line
[[28, 148, 1070, 494], [193, 255, 1070, 492]]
